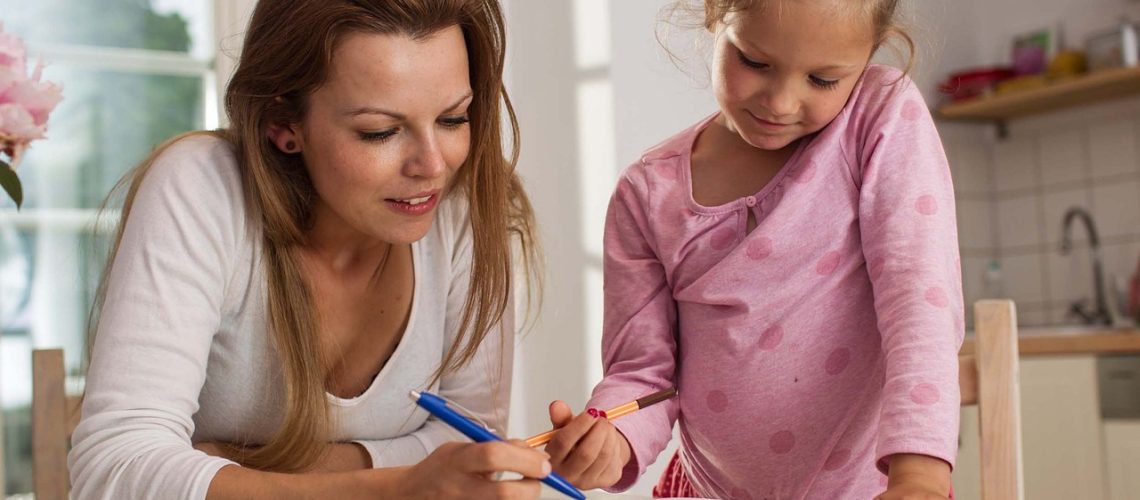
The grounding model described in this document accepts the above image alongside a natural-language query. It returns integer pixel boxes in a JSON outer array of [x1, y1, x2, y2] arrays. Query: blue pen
[[409, 390, 586, 500]]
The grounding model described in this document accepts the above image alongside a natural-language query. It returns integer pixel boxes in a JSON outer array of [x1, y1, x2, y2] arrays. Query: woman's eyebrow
[[343, 91, 473, 118]]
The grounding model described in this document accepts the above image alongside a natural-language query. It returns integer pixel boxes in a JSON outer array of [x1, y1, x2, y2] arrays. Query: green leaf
[[0, 160, 24, 210]]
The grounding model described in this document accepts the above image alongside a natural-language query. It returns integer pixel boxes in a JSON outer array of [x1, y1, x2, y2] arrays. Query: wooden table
[[961, 327, 1140, 357]]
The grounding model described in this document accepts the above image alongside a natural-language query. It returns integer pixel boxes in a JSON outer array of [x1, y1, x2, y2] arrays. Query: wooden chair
[[32, 348, 82, 500], [959, 300, 1024, 500]]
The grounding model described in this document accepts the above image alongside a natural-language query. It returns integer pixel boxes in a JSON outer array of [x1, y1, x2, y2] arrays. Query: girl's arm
[[852, 67, 964, 488], [578, 170, 681, 492]]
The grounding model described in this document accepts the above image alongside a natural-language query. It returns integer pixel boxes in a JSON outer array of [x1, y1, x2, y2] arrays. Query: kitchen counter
[[961, 326, 1140, 357]]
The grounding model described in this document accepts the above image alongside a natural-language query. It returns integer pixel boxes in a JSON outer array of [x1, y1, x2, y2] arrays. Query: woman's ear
[[267, 123, 302, 154]]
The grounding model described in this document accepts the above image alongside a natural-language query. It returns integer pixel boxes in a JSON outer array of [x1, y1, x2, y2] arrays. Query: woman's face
[[293, 26, 473, 245]]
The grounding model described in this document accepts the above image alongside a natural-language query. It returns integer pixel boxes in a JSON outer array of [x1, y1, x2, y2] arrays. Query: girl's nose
[[761, 80, 799, 118]]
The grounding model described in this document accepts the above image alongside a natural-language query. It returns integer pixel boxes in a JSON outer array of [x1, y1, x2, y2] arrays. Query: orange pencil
[[524, 388, 678, 448]]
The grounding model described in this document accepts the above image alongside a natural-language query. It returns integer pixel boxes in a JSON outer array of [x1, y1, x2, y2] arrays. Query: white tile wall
[[1089, 119, 1139, 179], [1048, 247, 1095, 308], [997, 195, 1042, 249], [1039, 130, 1088, 188], [1090, 181, 1140, 240], [951, 141, 993, 195], [1042, 188, 1092, 246], [957, 199, 994, 250], [942, 105, 1140, 328], [993, 137, 1037, 192], [1002, 253, 1047, 305]]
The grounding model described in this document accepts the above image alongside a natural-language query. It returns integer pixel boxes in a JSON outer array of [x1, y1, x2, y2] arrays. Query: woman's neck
[[304, 201, 392, 275]]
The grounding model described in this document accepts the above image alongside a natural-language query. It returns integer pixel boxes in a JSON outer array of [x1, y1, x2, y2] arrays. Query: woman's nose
[[404, 135, 447, 179]]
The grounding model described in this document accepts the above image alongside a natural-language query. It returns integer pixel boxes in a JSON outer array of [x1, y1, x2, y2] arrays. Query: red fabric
[[652, 449, 956, 499], [652, 450, 703, 498]]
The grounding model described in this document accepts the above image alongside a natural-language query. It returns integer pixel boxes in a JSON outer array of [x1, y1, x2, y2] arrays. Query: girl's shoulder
[[618, 113, 717, 195], [843, 64, 927, 124]]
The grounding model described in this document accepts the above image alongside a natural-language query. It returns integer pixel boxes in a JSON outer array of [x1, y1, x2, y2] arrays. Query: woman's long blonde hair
[[89, 0, 539, 472]]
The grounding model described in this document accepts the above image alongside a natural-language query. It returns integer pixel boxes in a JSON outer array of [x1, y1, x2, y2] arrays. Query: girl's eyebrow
[[729, 32, 859, 73]]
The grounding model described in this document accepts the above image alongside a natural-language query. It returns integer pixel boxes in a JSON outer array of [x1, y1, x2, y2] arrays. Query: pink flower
[[0, 23, 62, 168]]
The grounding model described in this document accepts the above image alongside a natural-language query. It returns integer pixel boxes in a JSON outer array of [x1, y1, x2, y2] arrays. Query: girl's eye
[[358, 129, 397, 142], [810, 75, 840, 90], [440, 115, 470, 128], [736, 49, 768, 70]]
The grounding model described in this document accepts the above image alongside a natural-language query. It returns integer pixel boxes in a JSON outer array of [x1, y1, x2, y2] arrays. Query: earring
[[284, 140, 297, 153]]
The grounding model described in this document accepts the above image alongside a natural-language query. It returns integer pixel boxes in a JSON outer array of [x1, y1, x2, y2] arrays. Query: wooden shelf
[[937, 66, 1140, 122]]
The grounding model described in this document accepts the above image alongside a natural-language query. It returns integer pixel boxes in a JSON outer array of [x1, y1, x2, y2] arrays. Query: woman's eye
[[810, 75, 839, 90], [358, 129, 397, 142], [736, 50, 768, 70], [440, 115, 470, 128]]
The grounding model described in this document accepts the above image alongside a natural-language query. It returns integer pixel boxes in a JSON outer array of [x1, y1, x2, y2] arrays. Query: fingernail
[[587, 407, 602, 418], [542, 460, 552, 477]]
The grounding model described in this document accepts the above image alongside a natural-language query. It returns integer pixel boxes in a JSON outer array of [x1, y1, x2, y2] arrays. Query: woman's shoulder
[[145, 132, 244, 201]]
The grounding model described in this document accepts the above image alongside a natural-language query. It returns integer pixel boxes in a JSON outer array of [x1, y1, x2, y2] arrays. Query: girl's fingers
[[545, 411, 598, 464], [548, 400, 575, 428], [561, 418, 612, 477]]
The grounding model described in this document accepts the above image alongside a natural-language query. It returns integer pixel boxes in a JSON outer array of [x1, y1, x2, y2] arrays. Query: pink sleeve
[[852, 75, 965, 472], [587, 170, 680, 492]]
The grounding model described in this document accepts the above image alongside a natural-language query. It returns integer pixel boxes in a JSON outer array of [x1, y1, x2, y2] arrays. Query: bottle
[[1130, 255, 1140, 325], [983, 260, 1005, 299]]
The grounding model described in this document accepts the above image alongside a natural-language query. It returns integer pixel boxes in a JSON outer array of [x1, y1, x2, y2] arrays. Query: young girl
[[544, 0, 963, 498], [68, 1, 551, 499]]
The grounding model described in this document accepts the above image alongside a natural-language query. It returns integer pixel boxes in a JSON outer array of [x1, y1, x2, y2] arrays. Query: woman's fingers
[[459, 441, 552, 479], [472, 478, 542, 500]]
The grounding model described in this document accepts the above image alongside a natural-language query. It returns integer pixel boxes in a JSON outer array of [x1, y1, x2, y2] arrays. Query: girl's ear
[[267, 123, 302, 154]]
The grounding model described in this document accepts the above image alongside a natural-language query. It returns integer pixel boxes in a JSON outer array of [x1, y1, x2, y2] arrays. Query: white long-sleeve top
[[68, 135, 514, 500]]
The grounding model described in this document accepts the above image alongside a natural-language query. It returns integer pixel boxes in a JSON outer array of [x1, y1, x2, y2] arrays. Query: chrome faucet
[[1060, 206, 1111, 325]]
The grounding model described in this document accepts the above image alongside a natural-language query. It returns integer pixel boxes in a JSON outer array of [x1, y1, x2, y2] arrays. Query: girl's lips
[[385, 192, 439, 216], [747, 110, 794, 131]]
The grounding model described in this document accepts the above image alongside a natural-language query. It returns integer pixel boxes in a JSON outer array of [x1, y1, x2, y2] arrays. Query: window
[[0, 0, 217, 495]]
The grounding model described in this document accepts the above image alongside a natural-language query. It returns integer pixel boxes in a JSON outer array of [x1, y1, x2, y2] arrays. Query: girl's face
[[711, 1, 877, 150], [293, 26, 473, 245]]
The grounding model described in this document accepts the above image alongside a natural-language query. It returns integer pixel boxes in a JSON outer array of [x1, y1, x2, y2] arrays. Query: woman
[[68, 1, 548, 498]]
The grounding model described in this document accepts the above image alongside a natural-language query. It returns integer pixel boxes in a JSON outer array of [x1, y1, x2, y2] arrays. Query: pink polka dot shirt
[[587, 65, 964, 499]]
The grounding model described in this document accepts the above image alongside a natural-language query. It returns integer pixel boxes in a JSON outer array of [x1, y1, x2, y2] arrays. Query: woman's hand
[[874, 454, 952, 500], [543, 400, 631, 490], [394, 440, 550, 499]]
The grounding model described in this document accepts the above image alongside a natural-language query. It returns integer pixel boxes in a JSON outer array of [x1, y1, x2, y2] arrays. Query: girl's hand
[[874, 482, 949, 500], [543, 400, 631, 490], [874, 454, 951, 500], [395, 440, 550, 499]]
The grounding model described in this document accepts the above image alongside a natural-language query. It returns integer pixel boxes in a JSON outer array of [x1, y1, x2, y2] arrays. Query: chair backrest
[[32, 348, 81, 500], [959, 300, 1024, 500]]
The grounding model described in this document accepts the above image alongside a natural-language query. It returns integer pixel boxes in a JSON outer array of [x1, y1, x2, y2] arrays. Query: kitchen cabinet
[[954, 355, 1107, 500], [1105, 420, 1140, 500]]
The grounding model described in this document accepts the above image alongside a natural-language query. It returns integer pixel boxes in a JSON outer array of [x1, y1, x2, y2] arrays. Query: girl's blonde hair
[[662, 0, 916, 77], [89, 0, 539, 472]]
